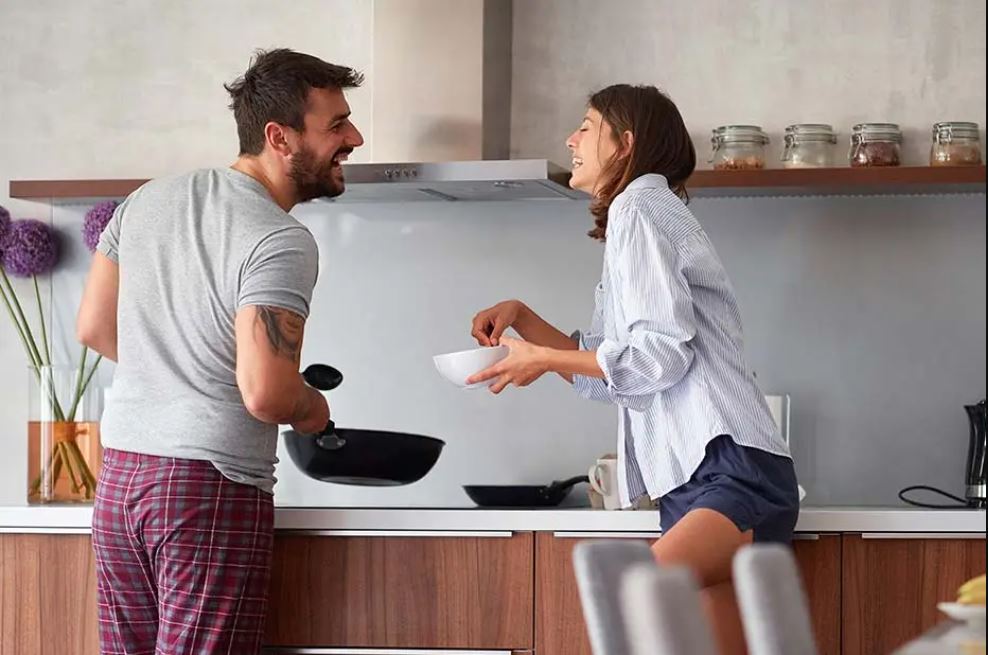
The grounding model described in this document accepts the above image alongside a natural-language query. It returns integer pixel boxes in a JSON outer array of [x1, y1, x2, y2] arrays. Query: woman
[[467, 84, 799, 655]]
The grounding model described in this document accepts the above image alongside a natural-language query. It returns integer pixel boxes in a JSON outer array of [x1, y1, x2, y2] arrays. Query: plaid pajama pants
[[92, 449, 274, 655]]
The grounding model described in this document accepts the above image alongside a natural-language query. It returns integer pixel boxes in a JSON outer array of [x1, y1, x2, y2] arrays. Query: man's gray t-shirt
[[96, 167, 319, 493]]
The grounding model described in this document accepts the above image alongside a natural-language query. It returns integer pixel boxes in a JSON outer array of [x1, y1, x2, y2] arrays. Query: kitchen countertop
[[0, 505, 984, 535]]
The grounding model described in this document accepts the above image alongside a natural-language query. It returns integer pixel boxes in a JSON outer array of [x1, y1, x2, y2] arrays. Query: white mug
[[588, 457, 621, 510]]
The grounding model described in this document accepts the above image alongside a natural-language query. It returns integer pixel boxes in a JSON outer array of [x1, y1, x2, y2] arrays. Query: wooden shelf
[[8, 166, 985, 200], [687, 165, 986, 197], [9, 179, 151, 199]]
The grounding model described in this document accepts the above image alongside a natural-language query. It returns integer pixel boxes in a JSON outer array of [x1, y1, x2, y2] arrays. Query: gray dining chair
[[733, 543, 819, 655], [621, 562, 719, 655], [573, 540, 656, 655]]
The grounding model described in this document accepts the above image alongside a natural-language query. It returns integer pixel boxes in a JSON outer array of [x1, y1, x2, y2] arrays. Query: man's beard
[[290, 145, 347, 202]]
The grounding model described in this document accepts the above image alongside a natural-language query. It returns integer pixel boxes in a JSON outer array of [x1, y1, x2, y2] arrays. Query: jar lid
[[784, 123, 837, 144], [712, 125, 769, 145], [851, 123, 902, 143], [932, 121, 981, 143]]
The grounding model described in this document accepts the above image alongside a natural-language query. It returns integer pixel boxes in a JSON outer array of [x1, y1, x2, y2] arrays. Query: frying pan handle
[[549, 475, 590, 491], [315, 419, 347, 450]]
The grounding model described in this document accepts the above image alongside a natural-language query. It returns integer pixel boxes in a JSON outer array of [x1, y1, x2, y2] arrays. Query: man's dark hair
[[225, 48, 364, 155]]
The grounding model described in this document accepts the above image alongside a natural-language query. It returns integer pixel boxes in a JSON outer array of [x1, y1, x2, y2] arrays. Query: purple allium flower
[[0, 205, 11, 254], [0, 219, 60, 277], [82, 200, 118, 253]]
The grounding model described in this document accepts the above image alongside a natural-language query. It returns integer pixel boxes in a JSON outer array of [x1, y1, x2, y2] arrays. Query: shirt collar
[[625, 173, 670, 192]]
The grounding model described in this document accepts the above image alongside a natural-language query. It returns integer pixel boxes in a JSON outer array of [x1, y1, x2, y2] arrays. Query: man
[[77, 48, 364, 654]]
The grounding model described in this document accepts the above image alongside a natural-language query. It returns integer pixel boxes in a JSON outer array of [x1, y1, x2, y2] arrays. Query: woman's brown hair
[[586, 85, 696, 240]]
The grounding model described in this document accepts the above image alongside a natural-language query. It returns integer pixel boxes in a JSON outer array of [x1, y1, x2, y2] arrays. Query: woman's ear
[[620, 130, 635, 158]]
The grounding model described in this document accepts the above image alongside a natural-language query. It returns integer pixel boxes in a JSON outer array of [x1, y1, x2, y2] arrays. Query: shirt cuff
[[595, 339, 653, 412]]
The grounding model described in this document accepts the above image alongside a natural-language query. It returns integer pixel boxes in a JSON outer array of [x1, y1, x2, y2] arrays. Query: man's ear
[[264, 121, 294, 158]]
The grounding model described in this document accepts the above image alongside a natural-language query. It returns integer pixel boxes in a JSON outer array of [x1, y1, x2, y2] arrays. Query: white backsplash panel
[[284, 199, 614, 507], [38, 192, 986, 507]]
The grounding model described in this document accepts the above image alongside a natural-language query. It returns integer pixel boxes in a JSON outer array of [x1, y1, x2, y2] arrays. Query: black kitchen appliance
[[899, 399, 986, 509], [963, 399, 987, 508]]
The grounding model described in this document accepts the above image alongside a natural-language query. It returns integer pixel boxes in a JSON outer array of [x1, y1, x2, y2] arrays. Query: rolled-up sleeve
[[571, 330, 613, 403], [595, 206, 696, 411]]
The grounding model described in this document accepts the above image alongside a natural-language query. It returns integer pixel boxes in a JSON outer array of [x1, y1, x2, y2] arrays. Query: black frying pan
[[282, 364, 445, 486], [463, 475, 589, 507]]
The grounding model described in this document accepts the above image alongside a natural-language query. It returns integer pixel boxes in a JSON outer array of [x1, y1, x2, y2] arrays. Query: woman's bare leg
[[651, 508, 752, 655]]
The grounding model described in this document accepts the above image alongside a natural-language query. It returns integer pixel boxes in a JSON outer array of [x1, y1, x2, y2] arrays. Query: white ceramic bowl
[[937, 602, 987, 628], [433, 345, 509, 389]]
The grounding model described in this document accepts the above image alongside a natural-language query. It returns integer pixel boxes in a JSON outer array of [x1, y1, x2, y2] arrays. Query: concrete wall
[[511, 0, 986, 166]]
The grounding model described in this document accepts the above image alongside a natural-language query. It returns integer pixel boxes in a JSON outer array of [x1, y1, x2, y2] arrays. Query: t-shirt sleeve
[[95, 196, 131, 263], [237, 227, 319, 319]]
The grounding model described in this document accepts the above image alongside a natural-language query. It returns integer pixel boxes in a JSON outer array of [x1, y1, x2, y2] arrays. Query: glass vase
[[27, 364, 103, 504]]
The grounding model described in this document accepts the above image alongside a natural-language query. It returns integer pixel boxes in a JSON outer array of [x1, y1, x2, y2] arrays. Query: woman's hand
[[466, 336, 549, 394], [471, 300, 527, 346]]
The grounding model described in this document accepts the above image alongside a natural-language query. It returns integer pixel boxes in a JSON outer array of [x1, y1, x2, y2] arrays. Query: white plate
[[938, 602, 987, 626]]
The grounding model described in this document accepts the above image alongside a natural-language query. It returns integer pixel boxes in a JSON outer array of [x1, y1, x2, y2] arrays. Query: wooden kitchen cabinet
[[0, 534, 100, 655], [791, 535, 842, 655], [263, 531, 535, 649], [842, 534, 987, 655], [535, 532, 843, 655], [535, 532, 612, 655]]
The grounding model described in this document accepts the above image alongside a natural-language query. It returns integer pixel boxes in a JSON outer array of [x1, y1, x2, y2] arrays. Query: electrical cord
[[898, 485, 970, 508]]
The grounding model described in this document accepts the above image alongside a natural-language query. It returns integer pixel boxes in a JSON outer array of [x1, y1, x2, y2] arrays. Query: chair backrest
[[733, 543, 819, 655], [621, 563, 719, 655], [573, 540, 657, 655]]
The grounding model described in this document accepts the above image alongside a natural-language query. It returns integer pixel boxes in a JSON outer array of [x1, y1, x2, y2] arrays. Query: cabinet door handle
[[792, 533, 821, 541], [860, 532, 986, 540], [553, 531, 662, 539], [277, 530, 514, 538]]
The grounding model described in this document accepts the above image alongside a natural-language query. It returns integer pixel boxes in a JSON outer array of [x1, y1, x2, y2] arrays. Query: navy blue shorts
[[659, 435, 800, 543]]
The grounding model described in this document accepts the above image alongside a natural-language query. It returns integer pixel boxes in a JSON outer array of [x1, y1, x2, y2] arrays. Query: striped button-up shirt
[[573, 173, 790, 507]]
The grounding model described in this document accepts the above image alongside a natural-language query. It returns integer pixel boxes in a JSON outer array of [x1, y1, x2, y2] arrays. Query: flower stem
[[37, 366, 67, 422], [68, 354, 102, 423], [0, 266, 46, 369], [33, 276, 52, 364], [66, 439, 97, 494], [67, 346, 89, 422], [28, 430, 98, 500], [0, 271, 41, 368], [2, 278, 67, 420], [59, 443, 83, 493], [82, 355, 102, 392], [45, 451, 63, 501], [29, 448, 59, 495]]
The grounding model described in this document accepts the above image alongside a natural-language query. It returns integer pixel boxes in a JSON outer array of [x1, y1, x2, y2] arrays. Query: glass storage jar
[[710, 125, 769, 170], [930, 121, 982, 166], [782, 124, 837, 168], [849, 123, 902, 167]]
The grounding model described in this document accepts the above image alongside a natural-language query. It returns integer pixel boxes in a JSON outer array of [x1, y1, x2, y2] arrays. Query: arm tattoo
[[254, 306, 305, 360]]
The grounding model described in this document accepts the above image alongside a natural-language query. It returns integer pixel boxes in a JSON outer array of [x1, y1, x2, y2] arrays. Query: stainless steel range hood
[[313, 2, 584, 204], [319, 159, 584, 203]]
